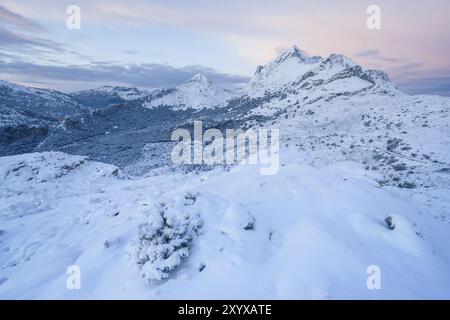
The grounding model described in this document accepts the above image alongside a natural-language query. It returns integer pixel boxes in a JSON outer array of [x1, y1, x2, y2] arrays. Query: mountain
[[0, 80, 85, 117], [0, 80, 87, 155], [142, 73, 234, 110], [248, 45, 322, 93], [1, 46, 449, 188], [69, 74, 233, 112], [70, 85, 154, 110], [232, 46, 449, 189], [247, 45, 395, 96]]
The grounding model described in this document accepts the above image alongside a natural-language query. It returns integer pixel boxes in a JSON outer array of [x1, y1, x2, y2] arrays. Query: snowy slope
[[84, 86, 152, 101], [237, 47, 450, 190], [247, 90, 450, 189], [70, 86, 154, 109], [0, 81, 88, 156], [143, 73, 233, 110], [0, 151, 449, 299], [0, 80, 85, 118], [248, 46, 322, 94]]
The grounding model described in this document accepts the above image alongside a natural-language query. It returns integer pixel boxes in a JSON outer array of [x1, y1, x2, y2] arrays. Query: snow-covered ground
[[1, 150, 449, 299]]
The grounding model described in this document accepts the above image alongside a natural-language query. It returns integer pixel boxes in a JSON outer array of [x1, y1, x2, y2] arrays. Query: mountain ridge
[[1, 45, 449, 189]]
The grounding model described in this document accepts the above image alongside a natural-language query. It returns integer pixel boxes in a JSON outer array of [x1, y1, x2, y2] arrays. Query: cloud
[[351, 49, 450, 96], [397, 74, 450, 96], [1, 1, 450, 96], [353, 49, 450, 96], [0, 28, 65, 53], [123, 50, 138, 56], [353, 49, 406, 64], [0, 4, 65, 56], [0, 4, 46, 33], [354, 49, 381, 58], [0, 58, 249, 92], [0, 3, 250, 92]]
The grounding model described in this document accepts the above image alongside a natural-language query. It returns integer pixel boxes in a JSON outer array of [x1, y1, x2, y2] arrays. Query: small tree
[[128, 200, 202, 281]]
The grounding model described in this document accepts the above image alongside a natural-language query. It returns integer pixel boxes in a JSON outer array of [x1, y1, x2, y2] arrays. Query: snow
[[143, 73, 233, 110], [262, 91, 450, 190], [248, 46, 321, 95], [246, 46, 396, 98], [128, 198, 203, 281], [0, 150, 449, 299], [72, 86, 152, 101], [0, 80, 78, 104]]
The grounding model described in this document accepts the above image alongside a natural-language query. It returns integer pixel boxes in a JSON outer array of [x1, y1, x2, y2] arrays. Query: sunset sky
[[1, 0, 449, 95]]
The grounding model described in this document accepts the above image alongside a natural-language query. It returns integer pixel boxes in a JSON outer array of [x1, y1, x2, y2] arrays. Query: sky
[[0, 0, 449, 95]]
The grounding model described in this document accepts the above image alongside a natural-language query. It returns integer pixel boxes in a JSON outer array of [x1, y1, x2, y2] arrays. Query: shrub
[[128, 201, 202, 281]]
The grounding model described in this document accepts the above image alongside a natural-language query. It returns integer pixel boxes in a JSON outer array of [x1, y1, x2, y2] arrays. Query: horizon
[[1, 1, 450, 96]]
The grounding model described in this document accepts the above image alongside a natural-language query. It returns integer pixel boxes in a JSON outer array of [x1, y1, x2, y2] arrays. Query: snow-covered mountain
[[247, 45, 396, 97], [0, 80, 88, 156], [2, 46, 448, 188], [222, 46, 449, 190], [1, 46, 449, 299], [249, 46, 322, 94], [0, 80, 85, 118], [70, 85, 154, 110], [143, 73, 234, 110]]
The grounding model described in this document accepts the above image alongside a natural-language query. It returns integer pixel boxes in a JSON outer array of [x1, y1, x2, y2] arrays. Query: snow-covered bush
[[129, 200, 202, 281]]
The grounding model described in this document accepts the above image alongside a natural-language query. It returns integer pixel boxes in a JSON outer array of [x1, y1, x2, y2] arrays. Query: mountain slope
[[0, 81, 89, 155], [1, 46, 449, 188], [142, 73, 234, 110], [0, 80, 86, 118], [235, 46, 450, 189], [70, 86, 154, 110]]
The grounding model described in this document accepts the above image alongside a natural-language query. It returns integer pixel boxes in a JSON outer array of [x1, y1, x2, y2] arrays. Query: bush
[[128, 201, 202, 281]]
